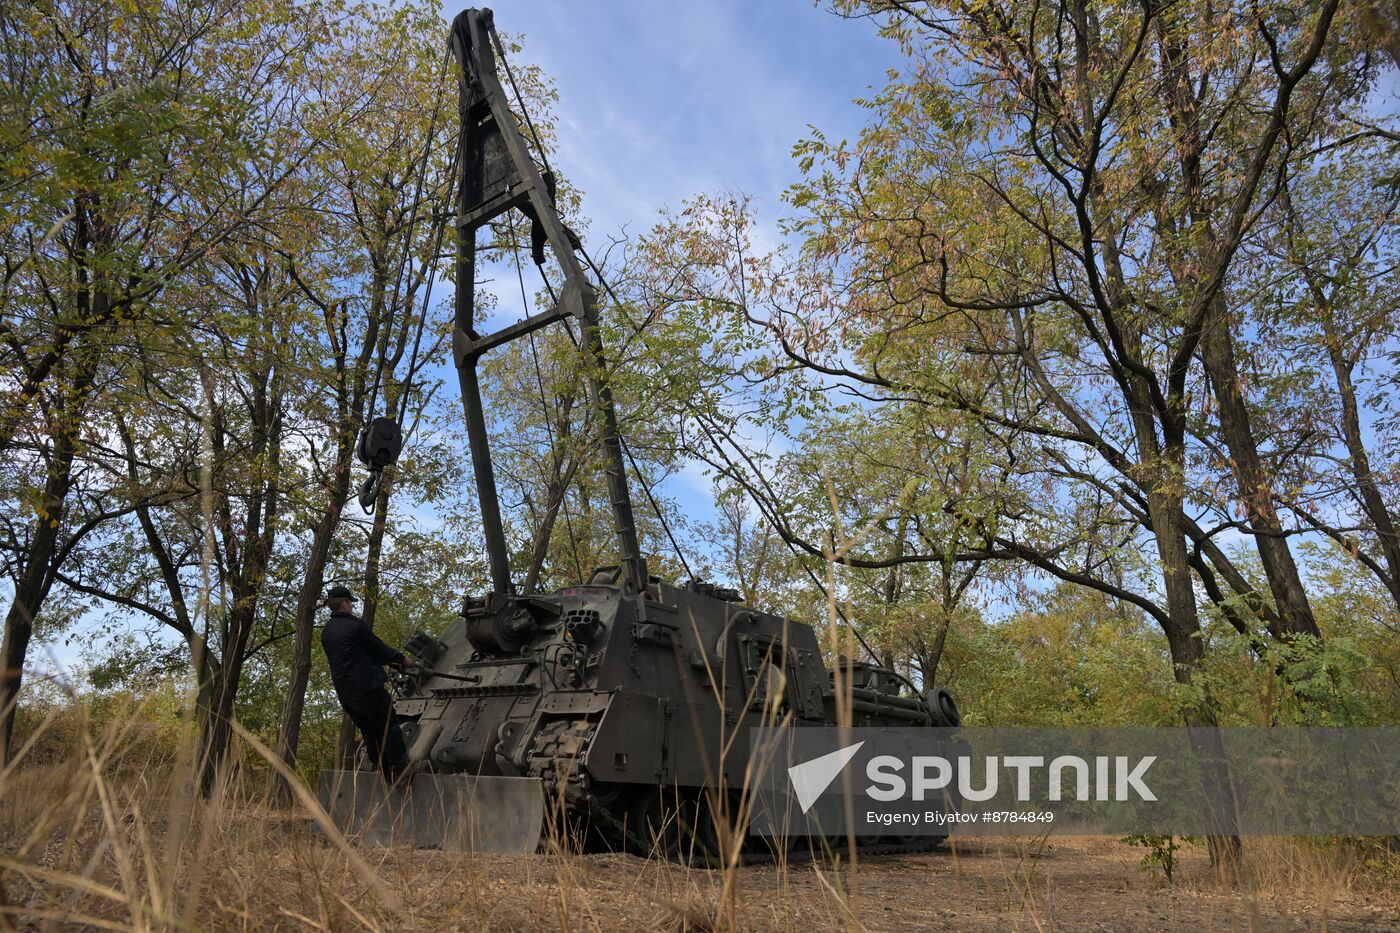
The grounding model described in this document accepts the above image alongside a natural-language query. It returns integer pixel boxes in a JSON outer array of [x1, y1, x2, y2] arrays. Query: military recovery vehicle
[[318, 7, 963, 857]]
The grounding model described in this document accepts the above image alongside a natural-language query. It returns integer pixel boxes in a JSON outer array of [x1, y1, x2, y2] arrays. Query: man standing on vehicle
[[320, 584, 414, 783]]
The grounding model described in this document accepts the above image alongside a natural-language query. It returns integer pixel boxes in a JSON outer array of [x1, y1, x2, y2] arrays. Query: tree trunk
[[923, 612, 954, 686], [192, 646, 222, 752], [196, 338, 283, 795], [1200, 307, 1320, 641], [1326, 339, 1400, 610], [0, 531, 59, 765], [198, 635, 250, 795], [0, 351, 96, 764], [1145, 486, 1243, 872], [196, 525, 275, 794], [271, 453, 354, 805], [1148, 497, 1210, 704]]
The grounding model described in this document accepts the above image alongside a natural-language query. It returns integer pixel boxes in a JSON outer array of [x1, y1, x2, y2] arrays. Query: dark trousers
[[341, 687, 408, 781]]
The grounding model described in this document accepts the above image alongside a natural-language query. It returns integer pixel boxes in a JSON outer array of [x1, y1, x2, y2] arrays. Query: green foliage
[[12, 681, 188, 773], [941, 585, 1179, 726], [1121, 834, 1201, 883], [1194, 621, 1398, 728]]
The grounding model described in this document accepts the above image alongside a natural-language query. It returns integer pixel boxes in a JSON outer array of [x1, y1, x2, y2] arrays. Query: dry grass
[[2, 704, 1397, 932]]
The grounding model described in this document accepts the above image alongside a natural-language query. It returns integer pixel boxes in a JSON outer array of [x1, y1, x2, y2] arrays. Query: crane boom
[[447, 7, 646, 595]]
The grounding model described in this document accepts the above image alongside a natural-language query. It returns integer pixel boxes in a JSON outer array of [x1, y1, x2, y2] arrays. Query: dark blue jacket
[[321, 612, 405, 700]]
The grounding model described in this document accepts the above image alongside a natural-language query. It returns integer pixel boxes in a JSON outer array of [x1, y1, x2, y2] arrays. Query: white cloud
[[474, 0, 901, 240]]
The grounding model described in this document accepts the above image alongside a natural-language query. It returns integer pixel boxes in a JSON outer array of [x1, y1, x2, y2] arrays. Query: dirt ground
[[4, 776, 1396, 932], [351, 837, 1400, 932]]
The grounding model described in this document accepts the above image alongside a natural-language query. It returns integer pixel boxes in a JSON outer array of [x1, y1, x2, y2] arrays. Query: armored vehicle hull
[[320, 576, 960, 856]]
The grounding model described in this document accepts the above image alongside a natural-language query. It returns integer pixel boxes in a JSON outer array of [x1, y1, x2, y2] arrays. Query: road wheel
[[627, 786, 684, 860]]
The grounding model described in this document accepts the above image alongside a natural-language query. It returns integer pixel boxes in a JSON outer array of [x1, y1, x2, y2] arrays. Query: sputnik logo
[[787, 741, 864, 814]]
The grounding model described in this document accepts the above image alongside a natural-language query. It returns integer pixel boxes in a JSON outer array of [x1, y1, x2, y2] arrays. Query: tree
[[773, 0, 1360, 712], [1258, 146, 1400, 611], [0, 0, 321, 763], [270, 0, 456, 799]]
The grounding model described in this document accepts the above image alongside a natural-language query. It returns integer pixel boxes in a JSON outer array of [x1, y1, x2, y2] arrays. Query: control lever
[[409, 662, 480, 684]]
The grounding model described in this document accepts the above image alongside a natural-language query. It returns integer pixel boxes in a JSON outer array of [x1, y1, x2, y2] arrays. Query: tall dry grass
[[0, 695, 815, 931], [3, 696, 1396, 932]]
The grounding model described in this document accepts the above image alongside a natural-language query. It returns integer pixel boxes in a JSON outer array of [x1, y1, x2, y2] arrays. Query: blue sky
[[483, 0, 900, 243]]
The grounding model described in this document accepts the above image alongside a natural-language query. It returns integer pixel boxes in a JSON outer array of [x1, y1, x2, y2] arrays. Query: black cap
[[326, 584, 356, 603]]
